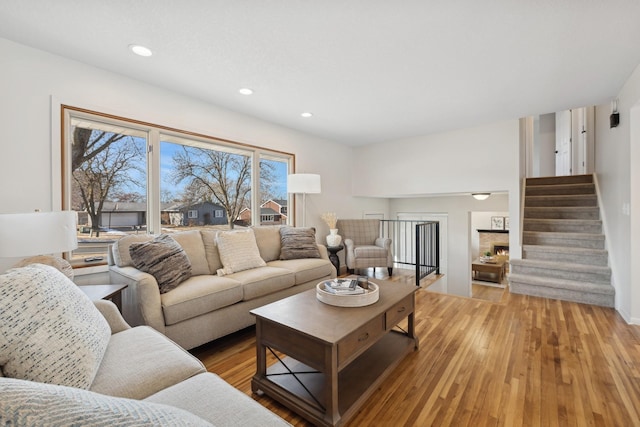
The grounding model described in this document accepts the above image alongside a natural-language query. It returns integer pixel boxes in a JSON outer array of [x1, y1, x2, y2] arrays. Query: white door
[[397, 213, 448, 293], [555, 110, 572, 176]]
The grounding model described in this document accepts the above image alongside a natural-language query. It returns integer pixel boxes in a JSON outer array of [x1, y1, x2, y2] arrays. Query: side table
[[326, 245, 344, 275], [78, 284, 128, 313]]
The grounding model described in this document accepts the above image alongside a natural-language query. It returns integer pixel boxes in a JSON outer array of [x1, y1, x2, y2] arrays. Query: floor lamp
[[0, 211, 78, 279], [287, 174, 321, 227]]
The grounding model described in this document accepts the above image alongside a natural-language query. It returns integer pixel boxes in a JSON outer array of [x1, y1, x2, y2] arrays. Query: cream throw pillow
[[215, 228, 266, 276], [0, 377, 214, 426], [0, 264, 111, 389]]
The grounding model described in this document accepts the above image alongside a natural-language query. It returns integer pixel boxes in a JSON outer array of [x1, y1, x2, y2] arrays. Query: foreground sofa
[[0, 264, 289, 426], [108, 225, 336, 350]]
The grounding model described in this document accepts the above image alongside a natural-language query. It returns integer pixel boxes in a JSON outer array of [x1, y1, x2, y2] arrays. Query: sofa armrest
[[109, 265, 166, 334], [316, 244, 330, 260], [93, 300, 131, 334]]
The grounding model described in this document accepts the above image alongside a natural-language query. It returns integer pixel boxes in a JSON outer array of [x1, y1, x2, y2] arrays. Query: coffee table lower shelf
[[252, 331, 415, 426]]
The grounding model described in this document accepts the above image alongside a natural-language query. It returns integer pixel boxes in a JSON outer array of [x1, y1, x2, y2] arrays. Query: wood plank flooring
[[191, 276, 640, 426]]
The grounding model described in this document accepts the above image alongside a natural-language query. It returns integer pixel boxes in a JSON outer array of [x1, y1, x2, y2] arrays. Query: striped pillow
[[279, 227, 321, 260], [129, 234, 192, 293]]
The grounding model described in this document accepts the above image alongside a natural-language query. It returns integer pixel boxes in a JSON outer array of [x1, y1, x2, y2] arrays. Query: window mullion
[[148, 129, 161, 235]]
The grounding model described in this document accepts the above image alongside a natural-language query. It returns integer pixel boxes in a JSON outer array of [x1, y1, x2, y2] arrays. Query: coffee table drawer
[[385, 295, 414, 329], [338, 314, 384, 367]]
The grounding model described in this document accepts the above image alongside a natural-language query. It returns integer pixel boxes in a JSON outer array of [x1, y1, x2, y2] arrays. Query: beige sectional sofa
[[0, 263, 289, 426], [108, 225, 336, 350]]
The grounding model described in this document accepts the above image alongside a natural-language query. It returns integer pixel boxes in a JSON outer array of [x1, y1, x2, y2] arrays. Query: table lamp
[[287, 174, 321, 227], [0, 211, 78, 279]]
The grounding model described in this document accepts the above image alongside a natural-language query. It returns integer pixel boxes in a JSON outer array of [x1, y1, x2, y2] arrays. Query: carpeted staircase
[[508, 174, 615, 307]]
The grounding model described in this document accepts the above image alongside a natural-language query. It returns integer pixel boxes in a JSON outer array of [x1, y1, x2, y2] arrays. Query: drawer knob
[[358, 333, 369, 342], [397, 307, 406, 313]]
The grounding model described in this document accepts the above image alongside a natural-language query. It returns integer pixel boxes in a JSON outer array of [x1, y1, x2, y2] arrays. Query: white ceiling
[[1, 1, 640, 146]]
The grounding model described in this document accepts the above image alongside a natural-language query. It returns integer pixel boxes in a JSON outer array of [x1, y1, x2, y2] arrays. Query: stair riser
[[525, 197, 597, 207], [523, 235, 605, 249], [510, 265, 610, 284], [509, 281, 614, 307], [524, 208, 599, 220], [523, 221, 602, 234], [526, 175, 593, 186], [526, 186, 595, 196], [522, 250, 608, 267]]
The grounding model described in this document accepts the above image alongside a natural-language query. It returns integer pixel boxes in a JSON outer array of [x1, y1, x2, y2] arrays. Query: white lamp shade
[[0, 211, 78, 258], [287, 174, 321, 194]]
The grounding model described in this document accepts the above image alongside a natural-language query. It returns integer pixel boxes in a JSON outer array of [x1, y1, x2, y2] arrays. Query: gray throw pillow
[[279, 226, 321, 260], [129, 234, 192, 293]]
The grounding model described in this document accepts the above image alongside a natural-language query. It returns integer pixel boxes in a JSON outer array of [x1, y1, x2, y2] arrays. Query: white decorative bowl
[[316, 281, 380, 307]]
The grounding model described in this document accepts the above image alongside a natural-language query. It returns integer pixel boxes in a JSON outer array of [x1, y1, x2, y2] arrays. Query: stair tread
[[523, 230, 605, 239], [526, 175, 593, 185], [510, 258, 611, 274], [524, 218, 601, 223], [526, 194, 596, 199], [522, 244, 607, 255], [508, 273, 615, 294], [527, 183, 594, 189]]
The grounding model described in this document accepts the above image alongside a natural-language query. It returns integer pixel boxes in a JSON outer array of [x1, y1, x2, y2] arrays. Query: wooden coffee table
[[250, 278, 419, 427], [471, 258, 506, 284]]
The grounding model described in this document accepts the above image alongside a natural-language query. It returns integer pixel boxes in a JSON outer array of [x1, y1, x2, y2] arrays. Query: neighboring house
[[238, 200, 287, 225], [93, 202, 147, 230], [263, 199, 288, 220], [178, 201, 227, 226], [84, 202, 179, 230]]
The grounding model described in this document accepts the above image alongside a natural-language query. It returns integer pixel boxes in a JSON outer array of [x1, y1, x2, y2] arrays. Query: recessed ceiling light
[[238, 88, 254, 95], [301, 112, 313, 118], [129, 44, 152, 57]]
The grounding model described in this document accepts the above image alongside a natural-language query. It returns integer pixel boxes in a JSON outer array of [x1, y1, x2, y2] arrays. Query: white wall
[[389, 194, 509, 297], [352, 120, 520, 197], [0, 38, 388, 272], [594, 61, 640, 323]]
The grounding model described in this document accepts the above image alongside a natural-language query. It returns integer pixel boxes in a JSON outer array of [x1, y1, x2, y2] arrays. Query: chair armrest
[[93, 300, 131, 334], [375, 237, 392, 251], [109, 265, 166, 334]]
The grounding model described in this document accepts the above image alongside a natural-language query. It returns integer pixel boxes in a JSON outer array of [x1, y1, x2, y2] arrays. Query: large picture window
[[62, 107, 294, 267]]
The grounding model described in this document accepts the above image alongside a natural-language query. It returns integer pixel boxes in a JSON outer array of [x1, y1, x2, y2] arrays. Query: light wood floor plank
[[192, 278, 640, 426]]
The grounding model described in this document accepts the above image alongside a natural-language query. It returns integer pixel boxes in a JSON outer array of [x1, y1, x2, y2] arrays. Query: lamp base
[[14, 255, 74, 280]]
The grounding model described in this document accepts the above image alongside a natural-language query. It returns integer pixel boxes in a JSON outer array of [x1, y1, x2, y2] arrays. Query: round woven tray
[[316, 281, 379, 307]]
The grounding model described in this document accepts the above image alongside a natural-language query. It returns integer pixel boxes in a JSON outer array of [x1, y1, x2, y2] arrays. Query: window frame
[[61, 105, 296, 268]]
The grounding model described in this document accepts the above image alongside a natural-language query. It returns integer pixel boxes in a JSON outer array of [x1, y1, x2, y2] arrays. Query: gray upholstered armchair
[[337, 219, 393, 276]]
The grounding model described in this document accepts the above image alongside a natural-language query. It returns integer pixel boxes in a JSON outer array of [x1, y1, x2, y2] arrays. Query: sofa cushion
[[0, 264, 111, 390], [227, 266, 295, 301], [0, 377, 213, 427], [268, 258, 336, 285], [215, 228, 266, 276], [112, 234, 153, 267], [172, 230, 211, 276], [90, 325, 206, 400], [251, 225, 283, 262], [145, 372, 290, 426], [201, 230, 223, 273], [161, 275, 243, 325], [130, 234, 192, 293], [279, 226, 321, 260]]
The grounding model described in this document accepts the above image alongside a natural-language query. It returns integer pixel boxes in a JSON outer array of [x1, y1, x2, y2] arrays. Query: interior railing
[[380, 220, 440, 287]]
